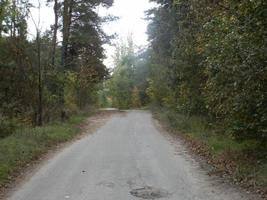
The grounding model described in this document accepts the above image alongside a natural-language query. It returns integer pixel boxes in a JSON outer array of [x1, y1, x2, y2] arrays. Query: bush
[[0, 116, 18, 138]]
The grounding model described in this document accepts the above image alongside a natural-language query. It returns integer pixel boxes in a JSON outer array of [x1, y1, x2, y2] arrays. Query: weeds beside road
[[0, 114, 87, 188], [153, 107, 267, 199]]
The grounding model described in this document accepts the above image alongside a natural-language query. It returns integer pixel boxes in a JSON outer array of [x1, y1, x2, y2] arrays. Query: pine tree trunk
[[51, 0, 58, 66], [37, 31, 43, 126], [61, 0, 73, 67]]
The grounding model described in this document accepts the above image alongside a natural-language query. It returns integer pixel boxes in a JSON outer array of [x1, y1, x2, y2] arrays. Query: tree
[[107, 39, 149, 109], [49, 0, 60, 66], [0, 0, 115, 131], [145, 0, 267, 144], [131, 86, 141, 108]]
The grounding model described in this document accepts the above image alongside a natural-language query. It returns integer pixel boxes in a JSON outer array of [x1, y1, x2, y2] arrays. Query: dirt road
[[7, 111, 257, 200]]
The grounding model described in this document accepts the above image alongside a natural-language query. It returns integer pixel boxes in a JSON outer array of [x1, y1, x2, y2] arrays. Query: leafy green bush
[[203, 1, 267, 144]]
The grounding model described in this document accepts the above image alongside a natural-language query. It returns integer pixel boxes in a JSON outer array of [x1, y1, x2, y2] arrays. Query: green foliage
[[0, 0, 113, 127], [131, 86, 142, 108], [107, 39, 150, 109], [97, 87, 112, 108], [0, 116, 19, 138], [202, 1, 267, 142], [0, 113, 86, 185], [153, 106, 267, 188], [146, 0, 267, 145], [153, 106, 249, 155]]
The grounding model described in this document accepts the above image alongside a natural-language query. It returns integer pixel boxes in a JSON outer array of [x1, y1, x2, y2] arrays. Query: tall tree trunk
[[0, 4, 3, 38], [61, 0, 73, 67], [37, 30, 42, 126], [0, 18, 2, 38], [11, 0, 16, 38], [60, 0, 73, 121], [51, 0, 58, 66]]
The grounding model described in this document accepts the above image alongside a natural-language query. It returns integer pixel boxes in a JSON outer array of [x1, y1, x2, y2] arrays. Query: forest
[[0, 0, 117, 187], [0, 0, 114, 134], [107, 0, 267, 146], [0, 0, 266, 195], [104, 0, 267, 192]]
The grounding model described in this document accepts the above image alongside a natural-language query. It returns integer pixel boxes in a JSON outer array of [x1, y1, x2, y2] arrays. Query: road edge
[[151, 112, 266, 200], [0, 111, 117, 200]]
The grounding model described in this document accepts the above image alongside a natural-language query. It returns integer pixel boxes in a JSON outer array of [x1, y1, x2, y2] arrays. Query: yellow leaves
[[131, 86, 141, 108], [195, 46, 204, 55]]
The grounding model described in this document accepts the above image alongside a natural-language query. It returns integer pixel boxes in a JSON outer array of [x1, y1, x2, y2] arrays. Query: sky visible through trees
[[102, 1, 266, 193], [0, 0, 266, 195], [27, 0, 155, 68]]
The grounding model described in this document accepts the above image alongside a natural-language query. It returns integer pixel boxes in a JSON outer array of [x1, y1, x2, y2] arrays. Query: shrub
[[0, 116, 18, 138]]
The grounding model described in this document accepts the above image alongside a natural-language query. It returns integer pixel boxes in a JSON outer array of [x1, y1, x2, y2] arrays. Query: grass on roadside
[[152, 107, 267, 194], [0, 113, 87, 186]]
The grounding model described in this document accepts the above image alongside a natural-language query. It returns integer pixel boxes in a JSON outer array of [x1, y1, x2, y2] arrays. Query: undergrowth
[[152, 106, 267, 196], [0, 112, 88, 186]]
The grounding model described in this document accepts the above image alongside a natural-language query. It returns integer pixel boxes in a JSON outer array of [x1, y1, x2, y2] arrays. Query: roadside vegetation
[[0, 0, 114, 132], [101, 0, 267, 196], [0, 0, 266, 197], [153, 107, 267, 195], [0, 0, 114, 189], [0, 112, 87, 187]]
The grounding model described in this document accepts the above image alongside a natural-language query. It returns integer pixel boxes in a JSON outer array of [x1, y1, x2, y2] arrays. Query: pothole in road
[[130, 186, 170, 199]]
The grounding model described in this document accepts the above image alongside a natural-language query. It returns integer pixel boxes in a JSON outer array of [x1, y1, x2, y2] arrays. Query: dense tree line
[[106, 38, 149, 109], [146, 0, 267, 145], [108, 0, 266, 146], [0, 0, 113, 135]]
